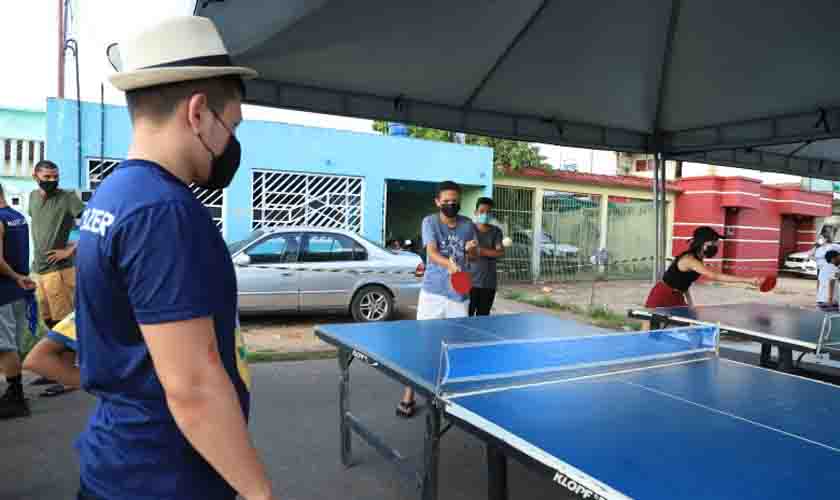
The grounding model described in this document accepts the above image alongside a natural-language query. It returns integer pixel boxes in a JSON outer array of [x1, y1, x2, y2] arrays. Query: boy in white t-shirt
[[817, 250, 840, 309]]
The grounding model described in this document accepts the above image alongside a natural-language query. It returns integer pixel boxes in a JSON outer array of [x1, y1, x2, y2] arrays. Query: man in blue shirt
[[0, 183, 37, 419], [396, 180, 477, 418], [75, 17, 274, 500]]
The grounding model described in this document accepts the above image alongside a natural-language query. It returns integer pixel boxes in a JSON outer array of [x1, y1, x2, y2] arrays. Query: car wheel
[[351, 286, 394, 322]]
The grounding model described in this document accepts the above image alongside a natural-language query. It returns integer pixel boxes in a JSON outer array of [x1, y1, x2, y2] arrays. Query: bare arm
[[681, 255, 760, 286], [479, 246, 505, 258], [830, 279, 837, 304], [426, 241, 454, 273], [22, 338, 80, 387], [684, 288, 695, 306], [141, 317, 273, 500]]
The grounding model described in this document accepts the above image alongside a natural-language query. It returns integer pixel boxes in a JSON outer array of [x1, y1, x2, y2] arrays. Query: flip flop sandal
[[40, 385, 76, 398], [395, 400, 416, 418]]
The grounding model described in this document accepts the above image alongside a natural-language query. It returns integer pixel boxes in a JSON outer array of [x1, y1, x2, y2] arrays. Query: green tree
[[373, 121, 546, 172]]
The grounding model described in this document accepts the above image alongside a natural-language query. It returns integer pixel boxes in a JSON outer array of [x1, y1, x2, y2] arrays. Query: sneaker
[[0, 385, 30, 419]]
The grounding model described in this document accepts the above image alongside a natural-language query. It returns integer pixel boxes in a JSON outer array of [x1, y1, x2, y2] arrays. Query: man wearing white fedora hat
[[73, 16, 274, 500]]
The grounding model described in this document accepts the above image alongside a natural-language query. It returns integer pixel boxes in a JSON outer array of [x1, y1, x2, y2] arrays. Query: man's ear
[[185, 93, 208, 134]]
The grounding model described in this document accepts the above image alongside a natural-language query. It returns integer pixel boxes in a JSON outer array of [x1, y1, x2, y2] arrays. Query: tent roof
[[196, 0, 840, 180]]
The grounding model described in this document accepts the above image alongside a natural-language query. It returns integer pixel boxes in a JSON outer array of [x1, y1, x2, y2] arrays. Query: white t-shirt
[[814, 243, 840, 268], [817, 263, 839, 304]]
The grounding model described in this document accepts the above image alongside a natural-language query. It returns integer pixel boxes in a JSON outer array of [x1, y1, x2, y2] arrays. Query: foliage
[[373, 121, 547, 172]]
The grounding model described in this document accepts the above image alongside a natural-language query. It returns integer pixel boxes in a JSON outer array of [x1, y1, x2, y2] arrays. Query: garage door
[[251, 170, 363, 232]]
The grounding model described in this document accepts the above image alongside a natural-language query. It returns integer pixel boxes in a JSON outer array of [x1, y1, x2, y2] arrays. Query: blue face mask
[[475, 213, 490, 224]]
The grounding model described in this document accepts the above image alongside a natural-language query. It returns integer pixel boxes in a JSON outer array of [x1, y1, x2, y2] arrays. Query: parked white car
[[228, 227, 424, 321], [782, 251, 817, 277]]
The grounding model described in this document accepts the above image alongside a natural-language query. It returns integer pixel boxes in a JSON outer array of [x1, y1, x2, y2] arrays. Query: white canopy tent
[[195, 0, 840, 276]]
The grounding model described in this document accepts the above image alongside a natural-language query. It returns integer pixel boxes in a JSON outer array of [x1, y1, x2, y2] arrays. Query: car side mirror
[[233, 253, 251, 267]]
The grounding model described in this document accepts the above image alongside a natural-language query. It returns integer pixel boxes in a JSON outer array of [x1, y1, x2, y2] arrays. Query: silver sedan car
[[228, 227, 424, 322]]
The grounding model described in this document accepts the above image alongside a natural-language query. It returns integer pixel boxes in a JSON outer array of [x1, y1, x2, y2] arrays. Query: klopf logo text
[[553, 472, 607, 500]]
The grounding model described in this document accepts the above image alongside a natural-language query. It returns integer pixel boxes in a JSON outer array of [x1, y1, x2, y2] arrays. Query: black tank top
[[662, 252, 701, 292]]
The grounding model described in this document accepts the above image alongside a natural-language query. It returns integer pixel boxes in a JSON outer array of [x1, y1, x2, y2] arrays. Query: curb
[[246, 349, 337, 363]]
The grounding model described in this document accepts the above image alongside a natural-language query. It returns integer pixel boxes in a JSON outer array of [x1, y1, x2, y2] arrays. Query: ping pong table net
[[435, 326, 720, 398]]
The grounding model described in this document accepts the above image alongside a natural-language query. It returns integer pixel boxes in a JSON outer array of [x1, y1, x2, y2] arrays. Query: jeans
[[469, 288, 496, 316]]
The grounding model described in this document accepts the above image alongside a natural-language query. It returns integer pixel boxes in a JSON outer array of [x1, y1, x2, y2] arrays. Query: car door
[[235, 232, 301, 312], [298, 232, 366, 311]]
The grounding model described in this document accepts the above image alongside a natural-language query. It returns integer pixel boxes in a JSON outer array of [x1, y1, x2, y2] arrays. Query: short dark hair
[[827, 250, 840, 262], [436, 180, 462, 197], [476, 197, 494, 209], [125, 76, 244, 124], [34, 160, 58, 173]]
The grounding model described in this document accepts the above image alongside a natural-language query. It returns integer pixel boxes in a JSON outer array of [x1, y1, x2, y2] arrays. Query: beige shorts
[[36, 267, 76, 322]]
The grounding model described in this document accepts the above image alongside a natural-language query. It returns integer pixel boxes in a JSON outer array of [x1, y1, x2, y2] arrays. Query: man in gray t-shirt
[[397, 181, 477, 418], [469, 197, 504, 316]]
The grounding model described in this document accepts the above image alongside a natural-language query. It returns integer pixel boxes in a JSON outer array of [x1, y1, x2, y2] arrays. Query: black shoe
[[30, 376, 56, 386], [0, 385, 30, 419]]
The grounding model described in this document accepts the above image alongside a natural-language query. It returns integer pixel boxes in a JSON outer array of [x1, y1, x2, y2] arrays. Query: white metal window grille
[[251, 170, 363, 232], [87, 159, 225, 231], [2, 138, 45, 177]]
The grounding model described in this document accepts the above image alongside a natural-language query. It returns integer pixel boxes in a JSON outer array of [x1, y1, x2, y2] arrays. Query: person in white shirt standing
[[817, 250, 840, 309], [812, 236, 840, 273]]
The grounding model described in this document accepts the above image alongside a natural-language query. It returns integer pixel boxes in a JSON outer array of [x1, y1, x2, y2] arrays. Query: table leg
[[759, 343, 772, 368], [422, 407, 442, 500], [338, 349, 352, 467], [778, 348, 794, 372], [487, 445, 508, 500]]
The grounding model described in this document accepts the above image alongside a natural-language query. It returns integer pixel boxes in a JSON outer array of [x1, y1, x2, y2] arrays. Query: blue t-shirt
[[421, 214, 477, 302], [75, 160, 250, 500], [0, 207, 30, 306]]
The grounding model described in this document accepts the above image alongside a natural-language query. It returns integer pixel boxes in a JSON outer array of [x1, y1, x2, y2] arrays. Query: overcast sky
[[0, 0, 616, 173]]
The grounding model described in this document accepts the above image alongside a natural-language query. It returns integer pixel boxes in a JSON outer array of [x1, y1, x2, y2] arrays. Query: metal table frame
[[328, 342, 574, 500]]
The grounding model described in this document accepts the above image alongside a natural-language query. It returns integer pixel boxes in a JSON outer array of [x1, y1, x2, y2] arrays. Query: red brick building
[[672, 176, 832, 277]]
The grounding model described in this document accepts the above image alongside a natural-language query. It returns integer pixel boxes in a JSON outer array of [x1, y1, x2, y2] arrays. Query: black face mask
[[196, 111, 241, 190], [440, 202, 460, 218], [39, 180, 58, 195], [703, 245, 718, 258]]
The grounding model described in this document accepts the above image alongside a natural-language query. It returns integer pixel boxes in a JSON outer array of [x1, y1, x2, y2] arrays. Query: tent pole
[[658, 154, 667, 278], [652, 156, 661, 283]]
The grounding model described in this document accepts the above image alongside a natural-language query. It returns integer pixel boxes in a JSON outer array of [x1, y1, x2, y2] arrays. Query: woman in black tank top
[[645, 226, 761, 308]]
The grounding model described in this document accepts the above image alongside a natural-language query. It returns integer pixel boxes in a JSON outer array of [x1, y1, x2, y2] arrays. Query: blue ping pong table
[[629, 303, 840, 371], [315, 313, 840, 500]]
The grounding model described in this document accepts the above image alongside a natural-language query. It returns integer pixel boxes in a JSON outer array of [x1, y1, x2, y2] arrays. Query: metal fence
[[541, 191, 601, 282], [606, 199, 656, 279], [493, 185, 657, 284], [493, 186, 534, 283]]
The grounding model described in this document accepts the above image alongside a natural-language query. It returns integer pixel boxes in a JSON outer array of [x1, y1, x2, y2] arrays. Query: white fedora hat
[[107, 16, 257, 92]]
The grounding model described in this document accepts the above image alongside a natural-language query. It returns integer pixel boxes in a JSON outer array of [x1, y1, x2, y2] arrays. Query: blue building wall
[[46, 98, 493, 243]]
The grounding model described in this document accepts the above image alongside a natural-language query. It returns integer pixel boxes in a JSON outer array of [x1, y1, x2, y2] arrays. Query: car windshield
[[227, 229, 266, 254], [356, 234, 389, 251]]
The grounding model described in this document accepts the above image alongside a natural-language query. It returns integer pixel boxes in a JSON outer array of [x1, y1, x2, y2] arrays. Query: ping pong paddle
[[759, 276, 777, 293], [449, 256, 472, 295]]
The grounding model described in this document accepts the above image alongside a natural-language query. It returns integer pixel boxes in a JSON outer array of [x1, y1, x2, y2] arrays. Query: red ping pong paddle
[[449, 256, 472, 294], [759, 276, 777, 293]]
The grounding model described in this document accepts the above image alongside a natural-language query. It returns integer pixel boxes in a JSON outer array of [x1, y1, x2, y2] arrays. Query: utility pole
[[57, 0, 65, 98]]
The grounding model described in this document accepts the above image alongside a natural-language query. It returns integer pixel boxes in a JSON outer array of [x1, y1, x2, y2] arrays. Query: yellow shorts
[[36, 268, 76, 322]]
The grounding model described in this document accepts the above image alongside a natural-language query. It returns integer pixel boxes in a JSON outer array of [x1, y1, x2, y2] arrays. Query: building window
[[87, 159, 120, 190], [87, 158, 225, 231], [635, 159, 652, 172], [251, 170, 364, 233]]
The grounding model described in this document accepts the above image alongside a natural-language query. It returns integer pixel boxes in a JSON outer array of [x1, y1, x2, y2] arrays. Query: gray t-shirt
[[421, 214, 477, 302], [470, 225, 503, 289]]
